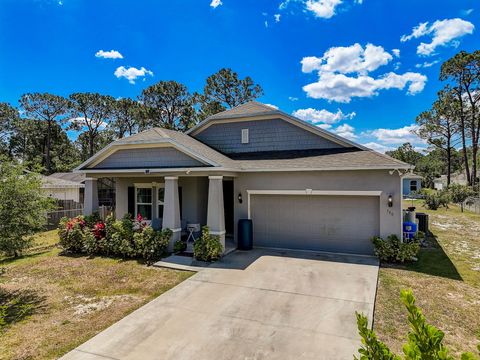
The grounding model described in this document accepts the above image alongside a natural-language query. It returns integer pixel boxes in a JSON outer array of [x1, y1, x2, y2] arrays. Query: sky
[[0, 0, 478, 152]]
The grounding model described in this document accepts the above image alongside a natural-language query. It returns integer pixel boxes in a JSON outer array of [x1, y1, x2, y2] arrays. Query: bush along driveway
[[0, 230, 192, 360], [374, 201, 480, 356]]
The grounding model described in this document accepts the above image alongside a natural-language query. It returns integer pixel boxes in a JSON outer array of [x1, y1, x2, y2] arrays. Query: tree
[[197, 68, 264, 119], [386, 143, 424, 167], [139, 81, 196, 131], [110, 98, 141, 138], [69, 93, 115, 158], [0, 102, 18, 156], [356, 290, 480, 359], [440, 50, 480, 186], [416, 89, 460, 186], [448, 183, 475, 212], [19, 93, 69, 174], [0, 159, 54, 257]]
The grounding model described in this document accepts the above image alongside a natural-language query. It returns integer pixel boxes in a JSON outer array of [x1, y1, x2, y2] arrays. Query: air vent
[[241, 129, 249, 144]]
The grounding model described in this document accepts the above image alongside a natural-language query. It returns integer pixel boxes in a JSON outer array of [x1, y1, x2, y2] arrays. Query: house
[[48, 172, 116, 207], [434, 173, 468, 190], [402, 173, 422, 197], [75, 102, 412, 255], [41, 174, 85, 203]]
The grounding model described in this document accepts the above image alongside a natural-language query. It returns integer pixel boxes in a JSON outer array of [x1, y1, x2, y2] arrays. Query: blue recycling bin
[[403, 221, 417, 240]]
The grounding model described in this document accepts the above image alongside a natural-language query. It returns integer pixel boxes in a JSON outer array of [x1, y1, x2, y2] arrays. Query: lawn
[[374, 200, 480, 356], [0, 230, 193, 360]]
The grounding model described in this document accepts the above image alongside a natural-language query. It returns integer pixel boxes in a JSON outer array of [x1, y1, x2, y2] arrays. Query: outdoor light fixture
[[388, 194, 393, 207], [238, 193, 243, 204]]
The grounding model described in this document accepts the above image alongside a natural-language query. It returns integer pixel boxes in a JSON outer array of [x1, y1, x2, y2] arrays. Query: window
[[241, 128, 249, 144], [410, 180, 417, 192], [158, 187, 165, 218], [136, 187, 152, 220]]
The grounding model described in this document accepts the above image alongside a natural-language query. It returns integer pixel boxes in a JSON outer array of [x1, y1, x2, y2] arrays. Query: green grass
[[374, 200, 480, 356], [0, 230, 193, 360]]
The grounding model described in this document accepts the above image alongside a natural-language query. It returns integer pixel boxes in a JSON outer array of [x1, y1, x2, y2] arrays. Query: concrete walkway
[[61, 249, 379, 360]]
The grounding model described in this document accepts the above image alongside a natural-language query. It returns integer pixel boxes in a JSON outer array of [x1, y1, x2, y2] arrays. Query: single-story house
[[434, 173, 469, 190], [42, 174, 85, 203], [402, 173, 422, 197], [75, 101, 412, 255]]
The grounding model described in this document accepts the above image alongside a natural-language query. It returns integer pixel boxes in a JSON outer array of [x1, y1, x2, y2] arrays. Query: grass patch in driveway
[[374, 201, 480, 356], [0, 230, 193, 360]]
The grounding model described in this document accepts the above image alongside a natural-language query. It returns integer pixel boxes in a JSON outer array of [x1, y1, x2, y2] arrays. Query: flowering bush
[[58, 216, 87, 253], [58, 214, 172, 262]]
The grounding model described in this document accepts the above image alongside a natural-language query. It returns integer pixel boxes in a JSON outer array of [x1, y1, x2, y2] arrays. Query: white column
[[115, 178, 127, 219], [162, 176, 181, 251], [207, 176, 226, 250], [84, 178, 99, 216]]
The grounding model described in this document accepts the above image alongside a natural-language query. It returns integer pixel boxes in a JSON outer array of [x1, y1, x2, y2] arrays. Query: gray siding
[[194, 118, 343, 154], [94, 147, 205, 169]]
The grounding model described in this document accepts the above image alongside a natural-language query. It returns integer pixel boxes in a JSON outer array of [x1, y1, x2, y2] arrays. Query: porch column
[[84, 178, 99, 215], [162, 176, 181, 251], [207, 176, 226, 250]]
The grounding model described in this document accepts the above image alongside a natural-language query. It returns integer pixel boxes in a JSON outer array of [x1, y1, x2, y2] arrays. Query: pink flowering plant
[[58, 213, 172, 263]]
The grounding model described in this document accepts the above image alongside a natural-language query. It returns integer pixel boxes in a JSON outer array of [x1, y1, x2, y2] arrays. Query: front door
[[223, 180, 234, 236]]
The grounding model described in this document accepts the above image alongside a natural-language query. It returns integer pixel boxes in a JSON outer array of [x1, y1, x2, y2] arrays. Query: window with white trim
[[241, 128, 249, 144], [136, 187, 152, 220]]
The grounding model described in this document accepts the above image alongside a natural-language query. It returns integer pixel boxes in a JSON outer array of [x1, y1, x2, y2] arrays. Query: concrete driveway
[[62, 249, 379, 360]]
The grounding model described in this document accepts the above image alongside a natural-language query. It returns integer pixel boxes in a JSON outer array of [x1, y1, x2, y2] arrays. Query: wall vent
[[241, 129, 249, 144]]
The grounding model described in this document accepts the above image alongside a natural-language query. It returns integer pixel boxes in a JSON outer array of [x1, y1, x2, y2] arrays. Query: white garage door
[[250, 194, 379, 255]]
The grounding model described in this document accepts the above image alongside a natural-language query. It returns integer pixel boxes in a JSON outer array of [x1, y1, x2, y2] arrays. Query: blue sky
[[0, 0, 478, 152]]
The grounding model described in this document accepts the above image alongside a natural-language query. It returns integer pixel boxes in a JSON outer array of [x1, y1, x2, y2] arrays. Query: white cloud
[[303, 71, 427, 103], [264, 103, 279, 109], [301, 43, 393, 75], [305, 0, 343, 19], [210, 0, 222, 8], [264, 20, 269, 28], [95, 49, 124, 59], [333, 123, 357, 139], [392, 49, 400, 58], [301, 43, 427, 103], [415, 60, 440, 68], [362, 142, 393, 153], [365, 124, 420, 144], [401, 18, 474, 56], [461, 8, 474, 16], [293, 107, 356, 124], [274, 14, 281, 22], [114, 66, 153, 84], [288, 96, 299, 101]]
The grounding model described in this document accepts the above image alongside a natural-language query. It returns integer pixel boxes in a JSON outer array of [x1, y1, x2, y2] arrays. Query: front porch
[[83, 175, 235, 253]]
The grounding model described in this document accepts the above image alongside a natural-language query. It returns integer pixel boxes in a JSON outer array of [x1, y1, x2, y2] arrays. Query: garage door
[[251, 195, 379, 255]]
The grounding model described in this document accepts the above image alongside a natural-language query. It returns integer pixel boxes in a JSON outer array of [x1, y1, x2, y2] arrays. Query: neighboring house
[[402, 173, 422, 197], [75, 102, 411, 255], [42, 174, 85, 203], [434, 173, 468, 190]]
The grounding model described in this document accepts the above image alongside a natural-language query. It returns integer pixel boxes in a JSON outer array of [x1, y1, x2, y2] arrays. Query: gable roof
[[187, 101, 368, 150], [75, 128, 236, 171]]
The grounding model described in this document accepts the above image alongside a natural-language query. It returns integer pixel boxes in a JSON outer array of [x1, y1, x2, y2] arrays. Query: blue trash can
[[403, 221, 417, 240]]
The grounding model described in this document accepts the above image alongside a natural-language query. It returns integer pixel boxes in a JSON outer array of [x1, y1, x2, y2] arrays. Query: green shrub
[[193, 226, 223, 262], [371, 235, 419, 263], [58, 216, 87, 253], [83, 212, 101, 228], [134, 227, 171, 264], [173, 239, 187, 253], [424, 190, 450, 210], [355, 290, 480, 359]]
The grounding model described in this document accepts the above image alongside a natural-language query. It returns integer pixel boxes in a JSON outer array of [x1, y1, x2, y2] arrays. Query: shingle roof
[[49, 172, 86, 183], [206, 101, 279, 120], [107, 128, 237, 168], [42, 175, 85, 188], [235, 149, 410, 171]]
